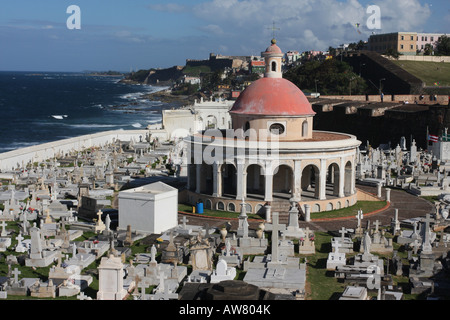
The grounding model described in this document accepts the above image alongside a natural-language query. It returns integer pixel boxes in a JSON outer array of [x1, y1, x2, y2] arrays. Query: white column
[[264, 161, 273, 202], [236, 160, 245, 200], [339, 157, 345, 198], [212, 162, 221, 197], [319, 159, 327, 200], [304, 204, 311, 222], [351, 157, 356, 194], [293, 160, 302, 200]]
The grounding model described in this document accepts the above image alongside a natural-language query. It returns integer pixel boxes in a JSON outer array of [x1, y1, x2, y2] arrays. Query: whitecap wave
[[131, 123, 142, 128], [67, 124, 121, 128], [51, 115, 68, 120], [146, 119, 162, 124]]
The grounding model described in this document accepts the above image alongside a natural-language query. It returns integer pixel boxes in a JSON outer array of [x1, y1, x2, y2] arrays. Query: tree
[[383, 48, 402, 59], [435, 35, 450, 56], [328, 46, 337, 56], [283, 59, 368, 95], [423, 43, 433, 56]]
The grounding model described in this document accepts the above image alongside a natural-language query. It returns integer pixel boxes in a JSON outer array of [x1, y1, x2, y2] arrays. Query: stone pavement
[[178, 184, 434, 233]]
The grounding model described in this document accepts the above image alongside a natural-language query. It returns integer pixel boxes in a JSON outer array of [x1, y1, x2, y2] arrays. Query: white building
[[118, 182, 178, 234], [148, 97, 234, 141]]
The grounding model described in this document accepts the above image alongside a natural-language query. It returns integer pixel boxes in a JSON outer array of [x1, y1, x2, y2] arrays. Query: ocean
[[0, 71, 168, 153]]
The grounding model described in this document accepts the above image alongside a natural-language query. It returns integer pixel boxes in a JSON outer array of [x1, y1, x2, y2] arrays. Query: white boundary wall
[[0, 129, 148, 172], [382, 54, 450, 63]]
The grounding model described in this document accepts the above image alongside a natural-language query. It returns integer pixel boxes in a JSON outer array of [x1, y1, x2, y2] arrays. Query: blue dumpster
[[196, 202, 204, 214]]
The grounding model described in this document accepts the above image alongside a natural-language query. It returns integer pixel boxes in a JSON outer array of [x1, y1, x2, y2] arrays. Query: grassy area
[[302, 231, 425, 300], [303, 231, 347, 300], [391, 60, 450, 86], [180, 200, 387, 221], [310, 200, 387, 220], [178, 203, 264, 220], [182, 65, 211, 76]]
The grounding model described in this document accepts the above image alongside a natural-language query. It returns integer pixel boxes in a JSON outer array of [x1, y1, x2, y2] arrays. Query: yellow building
[[369, 32, 417, 55]]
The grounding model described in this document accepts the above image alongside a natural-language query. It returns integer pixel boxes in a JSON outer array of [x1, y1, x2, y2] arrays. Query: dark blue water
[[0, 71, 167, 153]]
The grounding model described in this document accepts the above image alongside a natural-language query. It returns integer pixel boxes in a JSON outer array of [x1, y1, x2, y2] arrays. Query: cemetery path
[[298, 184, 434, 232], [179, 185, 434, 233]]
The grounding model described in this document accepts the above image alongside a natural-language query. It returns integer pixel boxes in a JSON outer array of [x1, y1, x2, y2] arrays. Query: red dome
[[230, 77, 315, 116], [265, 43, 282, 54]]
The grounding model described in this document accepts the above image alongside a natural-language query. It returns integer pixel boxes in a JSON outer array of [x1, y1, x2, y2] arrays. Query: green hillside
[[391, 60, 450, 87]]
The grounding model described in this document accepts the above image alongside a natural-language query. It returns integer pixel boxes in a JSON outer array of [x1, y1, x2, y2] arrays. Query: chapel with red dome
[[184, 38, 361, 216]]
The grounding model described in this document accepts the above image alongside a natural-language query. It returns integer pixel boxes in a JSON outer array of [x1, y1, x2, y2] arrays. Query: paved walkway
[[178, 184, 435, 233]]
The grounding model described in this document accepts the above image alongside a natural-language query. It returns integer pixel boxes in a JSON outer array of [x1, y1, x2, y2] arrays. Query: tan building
[[369, 32, 417, 55]]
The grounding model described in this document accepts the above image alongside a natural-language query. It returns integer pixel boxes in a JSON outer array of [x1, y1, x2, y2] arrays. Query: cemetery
[[0, 128, 449, 301]]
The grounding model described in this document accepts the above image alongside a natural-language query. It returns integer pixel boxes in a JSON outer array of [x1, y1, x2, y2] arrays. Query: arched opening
[[246, 164, 265, 200], [301, 164, 320, 200], [273, 164, 294, 200], [302, 120, 308, 137], [221, 163, 237, 197], [312, 203, 320, 212], [206, 115, 217, 129], [244, 121, 250, 132], [217, 201, 225, 211], [188, 164, 197, 192], [228, 202, 236, 212], [200, 163, 213, 195], [271, 61, 277, 72], [327, 163, 340, 197]]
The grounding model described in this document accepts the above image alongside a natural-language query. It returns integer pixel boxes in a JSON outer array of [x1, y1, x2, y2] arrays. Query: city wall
[[0, 130, 149, 172], [319, 94, 449, 104]]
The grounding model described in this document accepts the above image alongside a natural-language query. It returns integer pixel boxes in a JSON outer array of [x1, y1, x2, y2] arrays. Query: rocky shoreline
[[119, 78, 206, 108], [142, 91, 195, 108]]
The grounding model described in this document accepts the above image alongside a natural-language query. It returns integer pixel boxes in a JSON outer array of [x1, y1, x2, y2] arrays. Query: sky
[[0, 0, 448, 72]]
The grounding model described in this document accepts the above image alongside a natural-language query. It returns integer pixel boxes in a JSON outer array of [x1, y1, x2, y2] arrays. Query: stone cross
[[339, 227, 346, 241], [96, 210, 103, 224], [181, 216, 189, 229], [159, 270, 168, 293], [12, 268, 21, 284], [332, 238, 342, 254], [16, 233, 24, 246], [56, 250, 63, 267], [140, 281, 149, 300], [0, 221, 7, 237], [77, 292, 87, 300], [374, 220, 380, 234], [356, 209, 363, 228]]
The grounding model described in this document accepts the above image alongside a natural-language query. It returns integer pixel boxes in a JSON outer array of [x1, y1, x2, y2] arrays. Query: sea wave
[[67, 124, 123, 128]]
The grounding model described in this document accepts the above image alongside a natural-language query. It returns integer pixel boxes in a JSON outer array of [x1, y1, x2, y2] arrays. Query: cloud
[[190, 0, 432, 52], [148, 3, 187, 13], [198, 24, 225, 35], [371, 0, 431, 32]]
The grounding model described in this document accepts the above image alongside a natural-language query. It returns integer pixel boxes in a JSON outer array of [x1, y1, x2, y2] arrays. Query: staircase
[[269, 200, 293, 225]]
